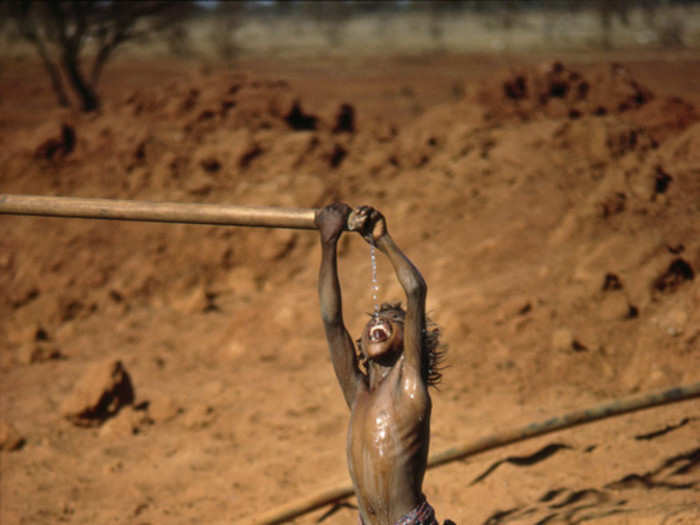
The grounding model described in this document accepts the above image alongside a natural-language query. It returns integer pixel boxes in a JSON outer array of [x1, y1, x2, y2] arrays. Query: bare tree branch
[[10, 1, 70, 107], [10, 0, 183, 112]]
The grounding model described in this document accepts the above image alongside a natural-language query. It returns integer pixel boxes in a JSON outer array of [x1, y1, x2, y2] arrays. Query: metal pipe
[[0, 194, 319, 230]]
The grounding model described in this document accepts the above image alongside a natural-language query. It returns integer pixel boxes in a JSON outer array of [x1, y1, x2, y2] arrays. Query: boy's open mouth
[[368, 318, 391, 342]]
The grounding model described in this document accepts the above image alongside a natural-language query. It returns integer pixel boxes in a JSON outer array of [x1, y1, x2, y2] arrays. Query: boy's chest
[[349, 388, 429, 459]]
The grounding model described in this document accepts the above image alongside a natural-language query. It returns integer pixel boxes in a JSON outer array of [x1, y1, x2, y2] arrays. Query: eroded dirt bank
[[1, 53, 699, 524]]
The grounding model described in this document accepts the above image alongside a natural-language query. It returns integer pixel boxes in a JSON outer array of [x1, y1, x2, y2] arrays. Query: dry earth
[[1, 52, 699, 524]]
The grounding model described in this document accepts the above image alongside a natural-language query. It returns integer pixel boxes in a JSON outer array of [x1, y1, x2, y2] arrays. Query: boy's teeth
[[370, 324, 388, 341]]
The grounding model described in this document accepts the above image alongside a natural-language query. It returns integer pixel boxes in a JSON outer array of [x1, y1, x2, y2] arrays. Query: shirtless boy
[[316, 203, 449, 525]]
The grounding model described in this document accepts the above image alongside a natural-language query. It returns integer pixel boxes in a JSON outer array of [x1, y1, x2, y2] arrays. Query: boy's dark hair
[[357, 302, 446, 387]]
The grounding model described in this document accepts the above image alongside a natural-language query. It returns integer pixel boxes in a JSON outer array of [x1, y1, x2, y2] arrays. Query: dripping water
[[370, 243, 379, 316]]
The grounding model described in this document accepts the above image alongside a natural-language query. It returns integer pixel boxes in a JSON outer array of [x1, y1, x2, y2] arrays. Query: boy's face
[[361, 308, 405, 360]]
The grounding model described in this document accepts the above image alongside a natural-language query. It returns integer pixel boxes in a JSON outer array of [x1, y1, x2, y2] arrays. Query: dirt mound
[[485, 61, 652, 119], [61, 359, 135, 427], [1, 56, 699, 525], [479, 61, 698, 135]]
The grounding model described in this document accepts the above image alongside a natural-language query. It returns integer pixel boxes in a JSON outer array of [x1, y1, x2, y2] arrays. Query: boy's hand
[[348, 205, 387, 245], [316, 202, 352, 244]]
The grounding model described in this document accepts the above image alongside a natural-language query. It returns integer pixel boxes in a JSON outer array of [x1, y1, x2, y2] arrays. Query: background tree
[[9, 0, 176, 112], [208, 2, 247, 62]]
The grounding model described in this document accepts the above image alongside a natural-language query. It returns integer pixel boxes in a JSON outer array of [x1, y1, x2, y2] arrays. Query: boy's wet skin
[[316, 203, 439, 525]]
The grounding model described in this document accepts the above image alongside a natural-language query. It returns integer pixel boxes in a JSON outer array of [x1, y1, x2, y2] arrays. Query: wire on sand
[[237, 382, 700, 525]]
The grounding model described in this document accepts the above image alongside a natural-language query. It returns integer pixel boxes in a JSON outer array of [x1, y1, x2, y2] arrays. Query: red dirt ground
[[1, 52, 699, 525]]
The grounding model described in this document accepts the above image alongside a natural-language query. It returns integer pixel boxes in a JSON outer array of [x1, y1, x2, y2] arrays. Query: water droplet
[[370, 243, 379, 314]]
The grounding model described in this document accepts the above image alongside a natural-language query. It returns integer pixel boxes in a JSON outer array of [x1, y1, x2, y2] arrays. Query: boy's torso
[[347, 365, 431, 525]]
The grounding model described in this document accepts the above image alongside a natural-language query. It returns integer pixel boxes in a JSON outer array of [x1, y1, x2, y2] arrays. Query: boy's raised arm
[[317, 203, 366, 408], [351, 206, 427, 383]]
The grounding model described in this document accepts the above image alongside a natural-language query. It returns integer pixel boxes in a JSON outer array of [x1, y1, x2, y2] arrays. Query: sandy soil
[[1, 52, 699, 525]]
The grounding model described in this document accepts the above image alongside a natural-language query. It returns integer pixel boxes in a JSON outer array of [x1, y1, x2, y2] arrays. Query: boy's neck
[[367, 355, 401, 390]]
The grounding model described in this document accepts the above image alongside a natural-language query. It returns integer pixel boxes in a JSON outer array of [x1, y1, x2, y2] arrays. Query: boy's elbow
[[320, 308, 342, 327], [405, 275, 427, 299]]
